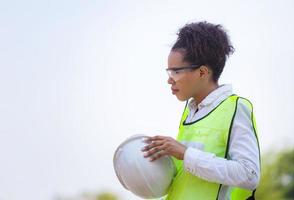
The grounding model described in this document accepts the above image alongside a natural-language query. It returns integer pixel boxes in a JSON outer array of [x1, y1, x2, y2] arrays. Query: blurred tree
[[96, 192, 118, 200], [256, 148, 294, 200], [55, 191, 119, 200]]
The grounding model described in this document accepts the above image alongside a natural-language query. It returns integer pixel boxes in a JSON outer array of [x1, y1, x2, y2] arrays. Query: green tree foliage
[[56, 191, 119, 200], [256, 148, 294, 200], [96, 192, 118, 200]]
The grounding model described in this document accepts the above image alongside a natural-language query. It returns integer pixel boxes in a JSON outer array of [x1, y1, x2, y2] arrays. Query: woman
[[142, 21, 260, 200]]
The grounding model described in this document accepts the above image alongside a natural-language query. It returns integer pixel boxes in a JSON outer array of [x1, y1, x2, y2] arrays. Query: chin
[[175, 94, 189, 102]]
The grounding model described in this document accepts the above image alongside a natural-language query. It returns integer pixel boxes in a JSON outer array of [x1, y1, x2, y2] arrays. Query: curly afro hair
[[171, 21, 234, 82]]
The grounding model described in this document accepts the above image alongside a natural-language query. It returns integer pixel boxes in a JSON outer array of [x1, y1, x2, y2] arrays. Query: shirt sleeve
[[183, 99, 260, 190]]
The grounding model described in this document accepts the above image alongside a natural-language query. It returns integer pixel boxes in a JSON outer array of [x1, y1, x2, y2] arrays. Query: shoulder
[[232, 96, 255, 122], [233, 96, 254, 112]]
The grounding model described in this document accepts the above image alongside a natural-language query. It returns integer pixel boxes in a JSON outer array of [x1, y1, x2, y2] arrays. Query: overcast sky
[[0, 0, 294, 200]]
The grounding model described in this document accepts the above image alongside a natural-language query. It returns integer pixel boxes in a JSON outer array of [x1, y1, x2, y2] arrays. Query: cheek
[[176, 79, 194, 100], [187, 75, 201, 91]]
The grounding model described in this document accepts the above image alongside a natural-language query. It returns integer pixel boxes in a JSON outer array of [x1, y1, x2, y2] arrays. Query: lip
[[171, 88, 179, 94]]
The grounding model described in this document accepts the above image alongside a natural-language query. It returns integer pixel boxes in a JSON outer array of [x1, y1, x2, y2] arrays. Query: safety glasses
[[166, 64, 203, 81]]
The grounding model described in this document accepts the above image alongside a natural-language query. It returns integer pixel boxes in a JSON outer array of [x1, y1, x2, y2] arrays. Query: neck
[[193, 82, 219, 104]]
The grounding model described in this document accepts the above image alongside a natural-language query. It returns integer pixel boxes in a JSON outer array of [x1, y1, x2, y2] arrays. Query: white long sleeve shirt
[[182, 84, 260, 199]]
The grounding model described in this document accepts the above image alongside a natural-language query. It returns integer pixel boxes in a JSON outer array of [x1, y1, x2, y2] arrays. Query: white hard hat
[[113, 134, 176, 199]]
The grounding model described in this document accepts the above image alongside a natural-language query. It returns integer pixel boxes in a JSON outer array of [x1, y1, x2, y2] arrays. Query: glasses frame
[[165, 64, 203, 80], [166, 64, 203, 72]]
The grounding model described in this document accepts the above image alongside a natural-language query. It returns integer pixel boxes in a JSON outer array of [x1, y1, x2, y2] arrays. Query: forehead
[[168, 50, 190, 68]]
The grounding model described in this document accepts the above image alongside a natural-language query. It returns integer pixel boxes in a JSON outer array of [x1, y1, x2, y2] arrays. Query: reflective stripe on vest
[[165, 95, 259, 200]]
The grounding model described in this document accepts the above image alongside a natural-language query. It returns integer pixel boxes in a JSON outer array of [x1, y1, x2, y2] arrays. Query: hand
[[141, 135, 187, 162]]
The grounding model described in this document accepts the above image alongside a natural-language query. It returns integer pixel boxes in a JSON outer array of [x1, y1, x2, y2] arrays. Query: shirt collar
[[188, 84, 233, 110]]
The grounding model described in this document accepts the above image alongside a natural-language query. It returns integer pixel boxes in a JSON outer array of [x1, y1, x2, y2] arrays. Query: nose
[[167, 77, 175, 84]]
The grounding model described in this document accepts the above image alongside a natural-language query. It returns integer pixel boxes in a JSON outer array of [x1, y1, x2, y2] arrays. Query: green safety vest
[[166, 95, 260, 200]]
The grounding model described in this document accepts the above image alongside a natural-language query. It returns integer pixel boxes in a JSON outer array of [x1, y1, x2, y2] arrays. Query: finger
[[141, 140, 165, 151], [149, 150, 168, 162], [145, 135, 167, 142], [143, 145, 166, 158], [142, 136, 152, 143]]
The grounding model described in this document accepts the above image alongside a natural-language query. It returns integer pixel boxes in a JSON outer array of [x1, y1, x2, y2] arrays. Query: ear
[[199, 65, 209, 77]]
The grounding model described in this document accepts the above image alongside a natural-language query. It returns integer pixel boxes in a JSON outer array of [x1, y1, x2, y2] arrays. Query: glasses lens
[[166, 69, 185, 81], [166, 64, 202, 81]]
